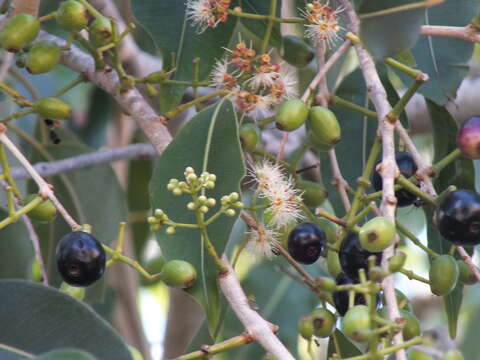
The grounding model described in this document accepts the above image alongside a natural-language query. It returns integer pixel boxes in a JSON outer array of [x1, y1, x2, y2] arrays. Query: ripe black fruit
[[339, 232, 382, 281], [287, 222, 326, 264], [435, 189, 480, 246], [372, 152, 418, 207], [332, 273, 381, 316], [56, 231, 106, 287]]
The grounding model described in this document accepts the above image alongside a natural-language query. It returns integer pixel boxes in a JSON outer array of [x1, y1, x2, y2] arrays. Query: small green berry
[[26, 41, 61, 74], [409, 349, 434, 360], [327, 249, 342, 277], [56, 0, 89, 32], [388, 251, 407, 273], [298, 316, 314, 340], [239, 123, 261, 152], [308, 130, 335, 152], [23, 194, 57, 222], [275, 99, 309, 132], [0, 14, 40, 52], [160, 260, 197, 289], [308, 106, 341, 149], [443, 350, 464, 360], [311, 307, 336, 338], [401, 310, 421, 340], [429, 255, 459, 296], [359, 216, 396, 253], [89, 17, 113, 47], [316, 277, 337, 292], [281, 35, 314, 68], [297, 180, 328, 208], [457, 260, 478, 285], [342, 305, 372, 342], [33, 97, 72, 119]]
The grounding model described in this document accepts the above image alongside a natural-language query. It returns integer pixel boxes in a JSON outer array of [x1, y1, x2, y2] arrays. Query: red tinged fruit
[[457, 116, 480, 159]]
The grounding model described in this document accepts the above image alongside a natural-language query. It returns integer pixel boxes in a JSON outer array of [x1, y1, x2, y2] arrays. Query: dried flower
[[186, 0, 231, 33], [246, 223, 280, 259]]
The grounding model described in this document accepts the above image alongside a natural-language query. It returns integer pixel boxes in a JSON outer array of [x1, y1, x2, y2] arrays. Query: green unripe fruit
[[275, 99, 309, 132], [311, 307, 336, 338], [316, 276, 337, 292], [409, 349, 434, 360], [443, 350, 464, 360], [429, 255, 459, 296], [317, 218, 337, 244], [89, 17, 113, 47], [141, 255, 166, 287], [388, 251, 407, 273], [457, 260, 477, 285], [26, 41, 61, 74], [160, 260, 197, 289], [342, 305, 371, 342], [281, 35, 314, 68], [0, 14, 40, 52], [33, 97, 72, 119], [23, 194, 57, 222], [60, 281, 85, 300], [298, 180, 328, 208], [239, 123, 261, 152], [308, 106, 341, 148], [308, 131, 334, 152], [327, 249, 342, 277], [56, 0, 89, 32], [359, 216, 396, 252], [298, 316, 314, 340], [400, 310, 421, 340]]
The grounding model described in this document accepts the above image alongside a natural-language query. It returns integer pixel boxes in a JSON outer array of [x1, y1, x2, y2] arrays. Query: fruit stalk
[[330, 95, 377, 118]]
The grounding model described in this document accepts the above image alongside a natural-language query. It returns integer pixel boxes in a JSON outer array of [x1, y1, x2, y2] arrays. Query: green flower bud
[[56, 0, 89, 32], [0, 14, 40, 52], [33, 97, 72, 119], [160, 260, 197, 289], [26, 41, 61, 74]]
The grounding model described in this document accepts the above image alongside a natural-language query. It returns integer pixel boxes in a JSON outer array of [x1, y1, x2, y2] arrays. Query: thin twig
[[420, 24, 480, 43], [0, 126, 79, 229]]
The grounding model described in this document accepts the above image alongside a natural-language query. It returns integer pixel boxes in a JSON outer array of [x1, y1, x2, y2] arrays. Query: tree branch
[[339, 2, 407, 360], [219, 256, 295, 360], [421, 24, 480, 43], [10, 143, 156, 180]]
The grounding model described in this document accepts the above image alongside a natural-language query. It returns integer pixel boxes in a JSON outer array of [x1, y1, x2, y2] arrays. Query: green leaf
[[425, 99, 475, 339], [29, 128, 127, 302], [150, 100, 244, 330], [359, 0, 424, 59], [0, 280, 131, 359], [397, 0, 478, 104], [327, 330, 362, 358], [34, 349, 97, 360], [237, 0, 282, 49], [131, 1, 237, 112], [0, 209, 33, 279]]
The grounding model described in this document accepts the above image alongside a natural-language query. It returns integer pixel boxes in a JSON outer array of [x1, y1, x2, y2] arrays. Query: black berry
[[332, 273, 381, 316], [287, 222, 326, 264], [339, 232, 382, 281], [435, 189, 480, 246], [372, 152, 418, 207], [56, 231, 106, 287]]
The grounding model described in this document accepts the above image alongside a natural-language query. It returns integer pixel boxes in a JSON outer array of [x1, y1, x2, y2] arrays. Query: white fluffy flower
[[245, 224, 280, 259]]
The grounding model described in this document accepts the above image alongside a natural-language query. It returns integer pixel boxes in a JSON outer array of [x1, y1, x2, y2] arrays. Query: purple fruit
[[457, 116, 480, 159]]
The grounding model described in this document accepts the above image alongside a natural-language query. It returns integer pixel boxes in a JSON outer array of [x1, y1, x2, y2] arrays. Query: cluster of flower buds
[[301, 1, 344, 48], [167, 167, 217, 196], [187, 195, 217, 213], [220, 192, 243, 217], [147, 209, 171, 233], [210, 41, 297, 119]]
